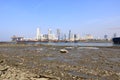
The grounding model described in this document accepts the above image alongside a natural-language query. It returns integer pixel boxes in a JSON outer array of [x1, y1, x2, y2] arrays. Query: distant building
[[56, 29, 60, 41], [74, 34, 77, 41], [68, 30, 74, 41], [85, 34, 94, 40], [48, 29, 52, 40], [68, 30, 71, 40], [11, 35, 24, 41], [47, 29, 57, 41], [113, 33, 117, 38], [63, 34, 67, 40], [43, 34, 48, 40], [74, 34, 80, 41], [36, 28, 41, 40], [104, 35, 108, 40]]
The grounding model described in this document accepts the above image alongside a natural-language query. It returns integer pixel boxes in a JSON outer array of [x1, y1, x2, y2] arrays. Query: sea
[[26, 42, 117, 47]]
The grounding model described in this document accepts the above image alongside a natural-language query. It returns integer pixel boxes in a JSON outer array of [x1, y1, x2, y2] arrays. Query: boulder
[[60, 49, 68, 53]]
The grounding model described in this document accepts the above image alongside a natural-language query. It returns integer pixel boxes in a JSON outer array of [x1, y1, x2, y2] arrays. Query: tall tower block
[[36, 28, 41, 40], [69, 30, 71, 40], [57, 29, 60, 41], [48, 28, 52, 40]]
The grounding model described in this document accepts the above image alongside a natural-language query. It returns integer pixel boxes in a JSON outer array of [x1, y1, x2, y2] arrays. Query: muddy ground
[[0, 44, 120, 80]]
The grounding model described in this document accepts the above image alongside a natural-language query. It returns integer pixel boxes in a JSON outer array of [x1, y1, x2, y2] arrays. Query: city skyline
[[0, 0, 120, 41], [31, 27, 115, 41], [11, 27, 96, 42]]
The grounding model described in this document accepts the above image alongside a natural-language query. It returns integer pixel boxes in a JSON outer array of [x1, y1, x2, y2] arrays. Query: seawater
[[34, 42, 114, 47]]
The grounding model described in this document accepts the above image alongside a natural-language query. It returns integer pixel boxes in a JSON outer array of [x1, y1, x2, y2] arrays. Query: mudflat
[[0, 44, 120, 80]]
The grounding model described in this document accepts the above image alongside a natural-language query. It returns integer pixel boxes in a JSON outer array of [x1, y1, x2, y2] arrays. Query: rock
[[0, 65, 9, 71], [0, 65, 9, 78], [116, 72, 120, 76], [0, 71, 2, 76], [32, 74, 60, 80], [0, 60, 4, 64], [60, 49, 68, 53], [31, 78, 49, 80]]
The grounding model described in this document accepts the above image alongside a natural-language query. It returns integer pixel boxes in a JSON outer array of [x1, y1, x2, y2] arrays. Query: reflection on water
[[38, 42, 113, 47], [10, 41, 120, 47], [77, 47, 99, 49]]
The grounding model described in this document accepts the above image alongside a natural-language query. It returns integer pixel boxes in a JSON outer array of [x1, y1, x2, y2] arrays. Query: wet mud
[[0, 44, 120, 80]]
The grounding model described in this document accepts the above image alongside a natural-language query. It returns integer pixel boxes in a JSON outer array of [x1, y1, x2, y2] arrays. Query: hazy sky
[[0, 0, 120, 41]]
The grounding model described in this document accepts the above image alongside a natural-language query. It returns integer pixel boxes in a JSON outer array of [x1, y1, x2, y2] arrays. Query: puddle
[[42, 56, 78, 65], [68, 70, 97, 79], [92, 57, 99, 60], [77, 47, 99, 50], [36, 48, 44, 51], [42, 57, 57, 61], [108, 58, 120, 62], [65, 47, 74, 50], [50, 48, 56, 50]]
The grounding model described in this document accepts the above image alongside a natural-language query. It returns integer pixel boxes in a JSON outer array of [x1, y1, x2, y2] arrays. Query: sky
[[0, 0, 120, 41]]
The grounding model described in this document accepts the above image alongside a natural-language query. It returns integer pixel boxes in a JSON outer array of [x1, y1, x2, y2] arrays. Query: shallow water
[[35, 42, 113, 47]]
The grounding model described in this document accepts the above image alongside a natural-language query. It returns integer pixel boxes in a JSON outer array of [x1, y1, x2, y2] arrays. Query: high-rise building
[[68, 30, 71, 40], [76, 34, 80, 40], [68, 30, 74, 41], [57, 29, 60, 41], [48, 29, 52, 35], [64, 34, 67, 40], [113, 33, 117, 38], [36, 28, 41, 40], [85, 34, 93, 40], [104, 35, 108, 40], [74, 34, 77, 41], [48, 28, 52, 40]]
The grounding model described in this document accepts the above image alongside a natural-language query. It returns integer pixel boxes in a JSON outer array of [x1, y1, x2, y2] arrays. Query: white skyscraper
[[48, 29, 52, 35], [57, 29, 60, 40], [48, 28, 52, 40], [36, 28, 41, 40]]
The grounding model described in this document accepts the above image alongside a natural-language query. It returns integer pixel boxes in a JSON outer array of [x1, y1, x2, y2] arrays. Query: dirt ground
[[0, 44, 120, 80]]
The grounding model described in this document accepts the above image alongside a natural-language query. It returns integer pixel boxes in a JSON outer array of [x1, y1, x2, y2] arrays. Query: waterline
[[37, 42, 113, 47]]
